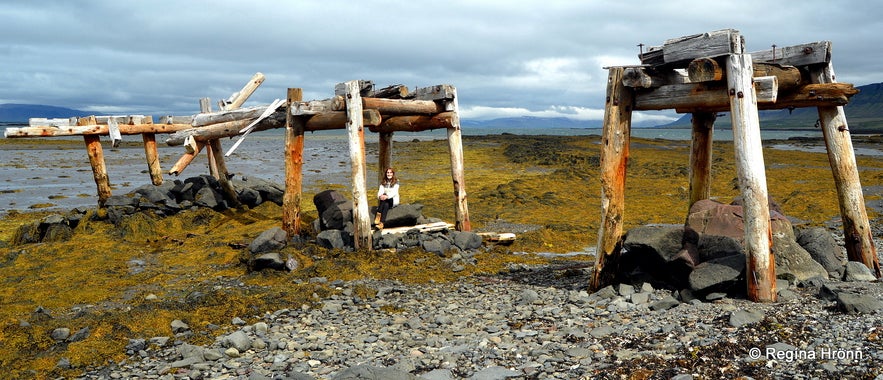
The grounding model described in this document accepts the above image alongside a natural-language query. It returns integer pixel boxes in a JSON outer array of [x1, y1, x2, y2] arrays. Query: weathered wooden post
[[810, 63, 881, 278], [140, 116, 164, 186], [446, 87, 471, 231], [283, 88, 305, 236], [590, 67, 633, 291], [342, 80, 372, 249], [198, 98, 240, 207], [727, 54, 776, 302], [199, 98, 220, 179], [80, 116, 112, 206], [688, 112, 716, 207], [378, 131, 393, 183]]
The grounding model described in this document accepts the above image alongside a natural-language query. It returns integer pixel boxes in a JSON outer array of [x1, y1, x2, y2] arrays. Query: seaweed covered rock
[[101, 175, 284, 224], [12, 211, 84, 245]]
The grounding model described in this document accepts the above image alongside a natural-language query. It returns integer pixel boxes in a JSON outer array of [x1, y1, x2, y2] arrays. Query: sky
[[2, 0, 882, 124]]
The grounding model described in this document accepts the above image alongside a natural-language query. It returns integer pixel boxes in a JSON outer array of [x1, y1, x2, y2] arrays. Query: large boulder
[[795, 227, 845, 278], [620, 224, 697, 288], [249, 227, 288, 254], [381, 203, 424, 228], [686, 199, 828, 282]]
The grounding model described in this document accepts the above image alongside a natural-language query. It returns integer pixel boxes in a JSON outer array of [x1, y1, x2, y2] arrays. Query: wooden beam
[[687, 57, 724, 82], [362, 97, 445, 115], [343, 80, 372, 250], [688, 112, 715, 208], [810, 63, 881, 278], [219, 72, 265, 110], [622, 67, 689, 89], [4, 122, 191, 138], [192, 105, 266, 127], [749, 41, 831, 67], [169, 141, 204, 176], [727, 54, 776, 303], [636, 76, 778, 111], [445, 88, 471, 232], [641, 29, 743, 67], [590, 67, 633, 291], [283, 88, 305, 236], [369, 84, 409, 98], [79, 116, 112, 206]]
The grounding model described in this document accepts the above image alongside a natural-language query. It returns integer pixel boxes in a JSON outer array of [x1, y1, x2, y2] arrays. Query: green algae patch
[[0, 134, 881, 378]]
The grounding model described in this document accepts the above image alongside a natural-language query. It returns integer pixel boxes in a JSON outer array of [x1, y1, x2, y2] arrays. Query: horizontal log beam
[[5, 123, 192, 138], [165, 109, 382, 145], [635, 76, 778, 111], [368, 112, 454, 133], [672, 82, 858, 113], [191, 105, 266, 127]]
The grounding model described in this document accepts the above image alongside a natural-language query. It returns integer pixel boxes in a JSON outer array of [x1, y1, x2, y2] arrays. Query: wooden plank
[[380, 222, 454, 236], [412, 84, 456, 103], [643, 29, 743, 67], [591, 67, 633, 291], [688, 112, 715, 208], [476, 232, 516, 243], [749, 41, 830, 67], [635, 76, 778, 111], [343, 80, 372, 249], [810, 63, 880, 278], [727, 54, 776, 303], [445, 87, 471, 232], [283, 88, 305, 236]]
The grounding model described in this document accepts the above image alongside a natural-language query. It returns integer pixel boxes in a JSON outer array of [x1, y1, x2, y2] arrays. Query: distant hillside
[[0, 103, 88, 122], [658, 82, 883, 132]]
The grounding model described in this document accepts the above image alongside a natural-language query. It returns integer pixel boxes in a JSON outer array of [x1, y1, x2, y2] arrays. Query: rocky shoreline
[[75, 256, 882, 380]]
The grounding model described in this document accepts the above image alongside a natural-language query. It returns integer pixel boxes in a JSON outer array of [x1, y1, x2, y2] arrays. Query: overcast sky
[[2, 0, 881, 123]]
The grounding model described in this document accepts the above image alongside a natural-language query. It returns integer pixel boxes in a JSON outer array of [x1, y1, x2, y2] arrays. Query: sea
[[0, 124, 876, 213]]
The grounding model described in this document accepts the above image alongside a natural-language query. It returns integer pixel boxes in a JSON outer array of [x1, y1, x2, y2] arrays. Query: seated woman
[[374, 167, 399, 229]]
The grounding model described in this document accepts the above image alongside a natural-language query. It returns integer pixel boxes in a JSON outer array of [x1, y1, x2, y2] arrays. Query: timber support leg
[[590, 67, 634, 291], [283, 88, 305, 236], [811, 64, 880, 278], [688, 112, 715, 209], [727, 54, 776, 302]]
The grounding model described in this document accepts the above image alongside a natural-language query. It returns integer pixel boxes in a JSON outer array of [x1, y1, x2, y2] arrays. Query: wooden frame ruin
[[589, 29, 880, 302], [5, 76, 471, 250]]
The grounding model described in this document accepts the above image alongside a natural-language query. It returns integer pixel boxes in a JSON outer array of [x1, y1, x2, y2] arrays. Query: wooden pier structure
[[5, 76, 471, 250], [589, 29, 880, 302]]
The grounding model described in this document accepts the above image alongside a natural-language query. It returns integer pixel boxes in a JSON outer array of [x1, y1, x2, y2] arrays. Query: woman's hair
[[383, 167, 398, 186]]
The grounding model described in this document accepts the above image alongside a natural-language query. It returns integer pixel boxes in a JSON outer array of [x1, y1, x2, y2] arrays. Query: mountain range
[[3, 82, 882, 132]]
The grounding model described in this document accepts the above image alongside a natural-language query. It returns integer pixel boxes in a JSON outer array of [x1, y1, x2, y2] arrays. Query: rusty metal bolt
[[803, 47, 814, 55], [737, 91, 744, 98], [729, 89, 736, 96], [838, 125, 848, 132]]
